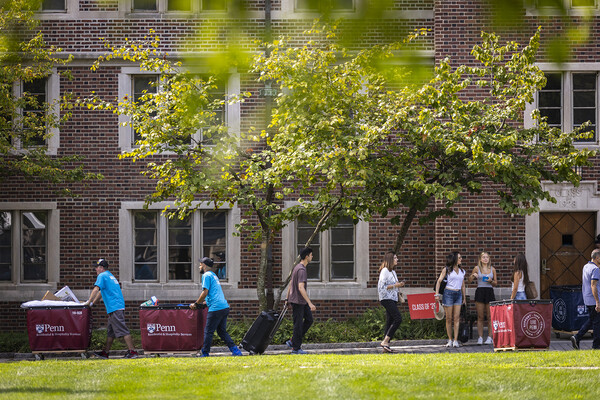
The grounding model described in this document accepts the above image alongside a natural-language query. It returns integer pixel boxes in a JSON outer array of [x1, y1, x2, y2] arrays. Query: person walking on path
[[286, 247, 316, 354], [435, 252, 466, 348], [510, 254, 530, 300], [83, 258, 139, 359], [377, 251, 405, 353], [468, 252, 497, 345], [570, 249, 600, 350], [190, 257, 242, 357]]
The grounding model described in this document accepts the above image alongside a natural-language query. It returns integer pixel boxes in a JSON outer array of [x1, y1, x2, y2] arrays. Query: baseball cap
[[97, 258, 109, 268], [199, 257, 214, 268]]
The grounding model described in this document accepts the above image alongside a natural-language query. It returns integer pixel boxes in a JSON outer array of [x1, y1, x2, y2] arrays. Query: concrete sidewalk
[[2, 334, 586, 361]]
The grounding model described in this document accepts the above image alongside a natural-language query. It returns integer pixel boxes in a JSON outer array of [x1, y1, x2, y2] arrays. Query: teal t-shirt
[[202, 270, 229, 312], [94, 270, 125, 314]]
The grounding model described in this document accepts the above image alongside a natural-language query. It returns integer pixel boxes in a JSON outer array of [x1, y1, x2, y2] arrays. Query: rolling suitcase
[[241, 301, 288, 355]]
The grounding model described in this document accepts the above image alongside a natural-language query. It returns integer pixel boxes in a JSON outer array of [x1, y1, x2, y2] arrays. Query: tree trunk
[[256, 230, 271, 312], [393, 205, 418, 254]]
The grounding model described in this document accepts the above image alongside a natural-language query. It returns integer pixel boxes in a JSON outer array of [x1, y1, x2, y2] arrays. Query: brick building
[[2, 0, 600, 331]]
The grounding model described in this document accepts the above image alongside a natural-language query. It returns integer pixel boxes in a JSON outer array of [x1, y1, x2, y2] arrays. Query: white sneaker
[[446, 340, 453, 347], [477, 337, 483, 345], [484, 337, 493, 345], [453, 340, 460, 348]]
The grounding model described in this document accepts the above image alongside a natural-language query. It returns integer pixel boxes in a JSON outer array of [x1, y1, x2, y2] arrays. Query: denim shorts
[[515, 291, 527, 300], [442, 288, 462, 307]]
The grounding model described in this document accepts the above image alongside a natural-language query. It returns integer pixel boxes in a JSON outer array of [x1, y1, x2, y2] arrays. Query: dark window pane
[[203, 211, 227, 280], [134, 211, 158, 281], [42, 0, 66, 10], [306, 262, 320, 280], [541, 109, 561, 126], [22, 212, 46, 282], [331, 245, 354, 262], [574, 108, 596, 125], [202, 0, 227, 10], [331, 263, 354, 279], [573, 91, 595, 108], [544, 73, 562, 90], [134, 212, 157, 228], [22, 78, 47, 147], [168, 0, 191, 11], [331, 227, 354, 244], [573, 73, 596, 89], [133, 0, 157, 10], [538, 91, 561, 108], [0, 264, 10, 281], [572, 0, 596, 6], [23, 263, 45, 281], [135, 264, 157, 280]]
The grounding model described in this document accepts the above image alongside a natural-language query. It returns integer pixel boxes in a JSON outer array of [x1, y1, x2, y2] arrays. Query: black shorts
[[474, 287, 496, 304]]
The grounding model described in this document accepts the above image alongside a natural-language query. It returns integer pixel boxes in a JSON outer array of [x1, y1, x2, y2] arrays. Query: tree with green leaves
[[253, 23, 596, 254], [0, 0, 101, 194], [85, 34, 361, 311]]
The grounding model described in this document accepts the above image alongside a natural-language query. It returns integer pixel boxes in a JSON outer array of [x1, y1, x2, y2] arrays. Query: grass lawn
[[0, 351, 597, 399]]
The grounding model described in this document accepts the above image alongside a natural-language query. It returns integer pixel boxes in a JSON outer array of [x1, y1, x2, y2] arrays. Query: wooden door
[[539, 212, 596, 299]]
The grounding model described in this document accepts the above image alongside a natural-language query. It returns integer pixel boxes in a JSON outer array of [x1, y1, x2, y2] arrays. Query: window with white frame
[[41, 0, 66, 11], [132, 209, 228, 282], [131, 0, 227, 12], [119, 68, 239, 151], [296, 216, 356, 281], [0, 209, 57, 283], [132, 75, 158, 145], [535, 0, 596, 8], [537, 71, 597, 143], [295, 0, 354, 11], [21, 78, 48, 148]]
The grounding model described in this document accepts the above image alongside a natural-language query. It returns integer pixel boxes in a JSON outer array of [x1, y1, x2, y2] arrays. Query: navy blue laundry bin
[[550, 285, 588, 332]]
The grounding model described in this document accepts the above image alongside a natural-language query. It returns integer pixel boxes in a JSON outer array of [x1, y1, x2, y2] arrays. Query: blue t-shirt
[[94, 270, 125, 314], [202, 270, 229, 312], [582, 261, 600, 306]]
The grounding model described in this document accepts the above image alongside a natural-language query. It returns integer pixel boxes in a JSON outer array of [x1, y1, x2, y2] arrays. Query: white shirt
[[378, 268, 399, 301], [446, 268, 465, 291]]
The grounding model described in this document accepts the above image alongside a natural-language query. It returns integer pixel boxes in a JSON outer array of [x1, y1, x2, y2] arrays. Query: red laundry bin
[[139, 304, 208, 352], [490, 299, 552, 351], [26, 305, 92, 352]]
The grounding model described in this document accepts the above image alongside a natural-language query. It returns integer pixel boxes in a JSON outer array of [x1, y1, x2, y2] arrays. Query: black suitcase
[[241, 302, 288, 355]]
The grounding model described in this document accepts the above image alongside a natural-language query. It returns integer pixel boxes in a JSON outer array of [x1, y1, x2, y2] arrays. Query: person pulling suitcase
[[286, 247, 317, 355], [190, 257, 242, 357]]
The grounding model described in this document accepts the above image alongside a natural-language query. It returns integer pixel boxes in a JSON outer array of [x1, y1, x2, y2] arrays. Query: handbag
[[433, 276, 447, 294], [525, 281, 538, 299], [458, 305, 470, 343]]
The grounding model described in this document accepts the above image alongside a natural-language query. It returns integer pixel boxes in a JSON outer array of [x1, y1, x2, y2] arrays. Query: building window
[[132, 75, 158, 145], [295, 0, 354, 11], [0, 210, 50, 283], [572, 72, 596, 139], [296, 216, 355, 281], [168, 0, 192, 11], [202, 0, 227, 10], [132, 210, 228, 282], [21, 78, 48, 147], [536, 0, 597, 8], [41, 0, 66, 11], [538, 72, 562, 130], [201, 75, 226, 145], [0, 212, 12, 281], [537, 71, 598, 143], [133, 0, 158, 11]]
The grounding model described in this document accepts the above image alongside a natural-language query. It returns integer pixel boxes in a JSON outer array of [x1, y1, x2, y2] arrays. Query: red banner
[[26, 307, 92, 351], [407, 292, 440, 320], [491, 300, 552, 349], [140, 306, 207, 352]]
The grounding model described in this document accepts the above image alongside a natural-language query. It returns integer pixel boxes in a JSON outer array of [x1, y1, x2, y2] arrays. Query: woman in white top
[[510, 254, 529, 300], [435, 251, 466, 348], [468, 252, 497, 345], [377, 251, 405, 353]]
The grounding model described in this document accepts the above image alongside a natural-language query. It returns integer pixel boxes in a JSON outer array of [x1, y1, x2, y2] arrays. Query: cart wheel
[[34, 354, 44, 361], [554, 332, 561, 339], [155, 353, 161, 358], [81, 352, 90, 359]]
